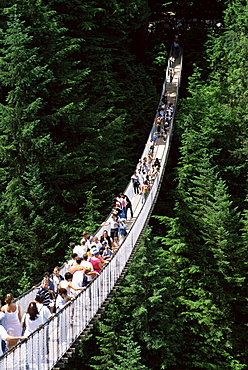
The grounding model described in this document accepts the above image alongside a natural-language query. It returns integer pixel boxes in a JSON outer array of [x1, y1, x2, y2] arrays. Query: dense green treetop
[[0, 0, 158, 295]]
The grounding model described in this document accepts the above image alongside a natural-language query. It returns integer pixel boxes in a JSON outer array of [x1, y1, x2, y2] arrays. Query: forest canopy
[[1, 0, 248, 369]]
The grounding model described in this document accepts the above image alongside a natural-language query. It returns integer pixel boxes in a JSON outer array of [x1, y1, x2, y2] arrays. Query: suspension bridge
[[0, 44, 183, 370]]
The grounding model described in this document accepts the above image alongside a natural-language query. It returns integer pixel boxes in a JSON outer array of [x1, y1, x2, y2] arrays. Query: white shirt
[[81, 260, 94, 281], [0, 325, 8, 356], [72, 270, 85, 291], [59, 280, 73, 297], [110, 217, 119, 229], [92, 241, 103, 252], [52, 275, 62, 293], [81, 261, 93, 271], [22, 314, 43, 336], [65, 258, 77, 271], [36, 303, 52, 324], [73, 244, 88, 258], [137, 172, 144, 186], [56, 295, 67, 311]]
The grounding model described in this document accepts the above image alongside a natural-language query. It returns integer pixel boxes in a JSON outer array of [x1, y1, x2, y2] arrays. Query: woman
[[162, 90, 168, 104], [100, 230, 112, 248], [1, 293, 22, 349], [89, 252, 103, 274], [22, 302, 43, 337]]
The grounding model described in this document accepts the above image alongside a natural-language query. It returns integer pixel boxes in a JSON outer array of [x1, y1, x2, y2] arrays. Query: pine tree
[[112, 325, 149, 370], [83, 229, 178, 370], [155, 150, 247, 369]]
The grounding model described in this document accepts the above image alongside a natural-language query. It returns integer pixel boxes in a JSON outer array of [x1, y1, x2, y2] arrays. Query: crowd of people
[[0, 155, 166, 355], [0, 49, 177, 358], [0, 97, 174, 358], [0, 226, 132, 353]]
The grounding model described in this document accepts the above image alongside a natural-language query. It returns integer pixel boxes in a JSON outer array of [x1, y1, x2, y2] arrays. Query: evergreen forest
[[1, 0, 248, 368]]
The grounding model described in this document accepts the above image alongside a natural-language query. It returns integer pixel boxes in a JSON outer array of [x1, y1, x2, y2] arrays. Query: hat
[[84, 267, 92, 273], [93, 251, 99, 256], [102, 241, 107, 245]]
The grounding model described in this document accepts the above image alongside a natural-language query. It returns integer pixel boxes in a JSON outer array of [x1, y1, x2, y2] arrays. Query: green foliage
[[112, 325, 149, 370], [75, 229, 179, 370], [0, 0, 158, 297], [2, 0, 248, 369]]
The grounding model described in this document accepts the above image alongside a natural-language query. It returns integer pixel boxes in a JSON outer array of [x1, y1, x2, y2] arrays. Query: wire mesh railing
[[1, 44, 183, 370]]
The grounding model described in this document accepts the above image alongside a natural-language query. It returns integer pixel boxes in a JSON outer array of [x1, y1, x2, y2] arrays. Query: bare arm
[[68, 282, 83, 291], [86, 271, 100, 276], [101, 221, 110, 226], [17, 305, 22, 322], [6, 335, 27, 341]]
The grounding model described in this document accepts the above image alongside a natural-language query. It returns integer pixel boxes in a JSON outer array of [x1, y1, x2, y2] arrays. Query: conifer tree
[[156, 149, 247, 368], [81, 229, 178, 370], [112, 326, 149, 370]]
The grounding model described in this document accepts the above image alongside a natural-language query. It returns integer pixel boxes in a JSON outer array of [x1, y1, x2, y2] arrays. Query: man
[[124, 194, 133, 218], [35, 294, 52, 324], [137, 169, 144, 192], [102, 245, 113, 261], [65, 253, 78, 271], [72, 268, 88, 292], [70, 257, 85, 274], [37, 279, 51, 309], [101, 213, 120, 240]]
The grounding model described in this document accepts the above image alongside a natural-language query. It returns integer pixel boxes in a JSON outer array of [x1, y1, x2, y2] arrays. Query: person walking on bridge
[[131, 172, 140, 195], [101, 213, 120, 240], [141, 180, 151, 204], [1, 293, 22, 350]]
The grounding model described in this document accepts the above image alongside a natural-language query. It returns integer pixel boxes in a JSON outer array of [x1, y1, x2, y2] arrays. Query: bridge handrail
[[1, 44, 183, 370], [13, 42, 174, 313]]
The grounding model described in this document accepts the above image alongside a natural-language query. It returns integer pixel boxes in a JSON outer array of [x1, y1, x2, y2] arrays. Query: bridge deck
[[0, 46, 183, 370]]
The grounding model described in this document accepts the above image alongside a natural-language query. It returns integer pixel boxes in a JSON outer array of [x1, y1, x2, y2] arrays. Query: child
[[102, 245, 113, 260], [56, 288, 70, 311]]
